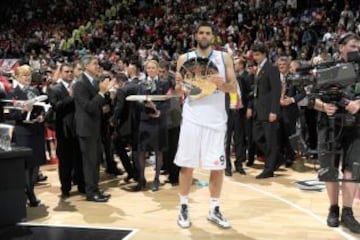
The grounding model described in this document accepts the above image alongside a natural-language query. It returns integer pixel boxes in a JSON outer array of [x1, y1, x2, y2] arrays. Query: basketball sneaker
[[207, 206, 231, 228], [177, 204, 191, 228]]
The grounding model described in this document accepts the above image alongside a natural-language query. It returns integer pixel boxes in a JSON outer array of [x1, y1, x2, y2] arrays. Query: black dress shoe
[[106, 169, 123, 176], [274, 159, 286, 171], [36, 173, 48, 182], [171, 182, 179, 186], [86, 194, 109, 202], [29, 199, 41, 207], [152, 178, 160, 192], [134, 179, 147, 191], [246, 161, 254, 167], [165, 179, 179, 186], [236, 168, 247, 175], [77, 187, 86, 194], [61, 192, 70, 199], [256, 171, 274, 179], [225, 169, 232, 177], [99, 191, 111, 198], [285, 160, 294, 168], [124, 175, 135, 183]]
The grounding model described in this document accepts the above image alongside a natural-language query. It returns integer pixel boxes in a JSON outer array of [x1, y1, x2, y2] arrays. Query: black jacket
[[47, 81, 76, 139], [73, 73, 106, 137], [112, 78, 141, 142], [253, 60, 281, 121]]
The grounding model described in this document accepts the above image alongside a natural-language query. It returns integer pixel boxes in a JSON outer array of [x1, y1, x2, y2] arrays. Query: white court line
[[18, 222, 138, 240], [197, 172, 357, 240]]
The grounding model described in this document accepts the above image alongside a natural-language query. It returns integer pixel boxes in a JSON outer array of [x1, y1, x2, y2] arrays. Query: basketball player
[[174, 21, 237, 228]]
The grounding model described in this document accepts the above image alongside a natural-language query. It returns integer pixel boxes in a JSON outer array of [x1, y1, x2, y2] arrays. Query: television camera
[[287, 51, 360, 105], [287, 51, 360, 183]]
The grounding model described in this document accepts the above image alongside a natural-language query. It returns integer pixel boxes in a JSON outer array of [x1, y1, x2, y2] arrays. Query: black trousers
[[113, 136, 136, 178], [304, 108, 318, 150], [253, 120, 283, 172], [279, 115, 297, 162], [102, 133, 118, 172], [163, 127, 180, 183], [78, 136, 102, 196], [25, 166, 39, 203], [225, 109, 246, 171], [57, 136, 84, 193], [245, 116, 256, 163]]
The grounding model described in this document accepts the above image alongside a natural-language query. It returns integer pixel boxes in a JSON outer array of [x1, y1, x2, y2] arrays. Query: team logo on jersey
[[213, 155, 225, 166], [212, 55, 221, 65]]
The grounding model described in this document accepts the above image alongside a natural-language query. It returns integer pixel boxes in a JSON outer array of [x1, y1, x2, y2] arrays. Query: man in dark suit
[[250, 43, 283, 179], [99, 72, 122, 176], [158, 60, 181, 185], [277, 57, 306, 167], [112, 63, 140, 182], [244, 61, 257, 167], [47, 63, 85, 198], [73, 55, 114, 202], [225, 57, 248, 176]]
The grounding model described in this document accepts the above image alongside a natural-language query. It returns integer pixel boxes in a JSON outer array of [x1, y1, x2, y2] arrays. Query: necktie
[[150, 79, 157, 93], [25, 87, 36, 100], [237, 86, 244, 109], [92, 79, 99, 91], [256, 66, 261, 76], [281, 74, 286, 100], [253, 67, 261, 99]]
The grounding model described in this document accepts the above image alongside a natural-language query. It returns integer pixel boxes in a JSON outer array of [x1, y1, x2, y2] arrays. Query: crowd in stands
[[0, 0, 358, 72]]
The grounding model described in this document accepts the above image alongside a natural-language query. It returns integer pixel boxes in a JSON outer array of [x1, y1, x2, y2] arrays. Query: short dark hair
[[159, 60, 169, 70], [195, 21, 214, 34], [251, 43, 269, 56], [99, 60, 113, 71], [99, 73, 111, 82], [338, 32, 360, 45], [115, 73, 128, 83], [60, 63, 72, 72]]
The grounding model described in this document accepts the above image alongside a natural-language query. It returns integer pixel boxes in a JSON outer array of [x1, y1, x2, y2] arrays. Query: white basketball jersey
[[182, 50, 227, 131]]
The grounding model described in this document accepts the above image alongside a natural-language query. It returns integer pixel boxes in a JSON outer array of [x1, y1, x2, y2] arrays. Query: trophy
[[0, 123, 14, 151], [179, 57, 219, 101], [2, 95, 50, 123]]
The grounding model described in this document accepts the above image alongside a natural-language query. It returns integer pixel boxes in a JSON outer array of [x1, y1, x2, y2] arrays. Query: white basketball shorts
[[174, 119, 226, 170]]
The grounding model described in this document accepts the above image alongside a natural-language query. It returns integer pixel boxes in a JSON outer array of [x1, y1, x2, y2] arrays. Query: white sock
[[179, 194, 189, 206], [210, 198, 219, 212]]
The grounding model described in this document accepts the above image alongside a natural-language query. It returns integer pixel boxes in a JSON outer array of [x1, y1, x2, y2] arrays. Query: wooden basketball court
[[28, 159, 360, 240]]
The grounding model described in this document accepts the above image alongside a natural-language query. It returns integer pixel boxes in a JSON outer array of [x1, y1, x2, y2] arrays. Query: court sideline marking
[[197, 171, 357, 240]]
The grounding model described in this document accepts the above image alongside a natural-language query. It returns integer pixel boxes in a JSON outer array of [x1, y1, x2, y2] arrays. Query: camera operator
[[313, 32, 360, 233]]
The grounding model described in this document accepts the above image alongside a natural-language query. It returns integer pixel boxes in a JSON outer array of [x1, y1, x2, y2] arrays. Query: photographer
[[313, 32, 360, 233]]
